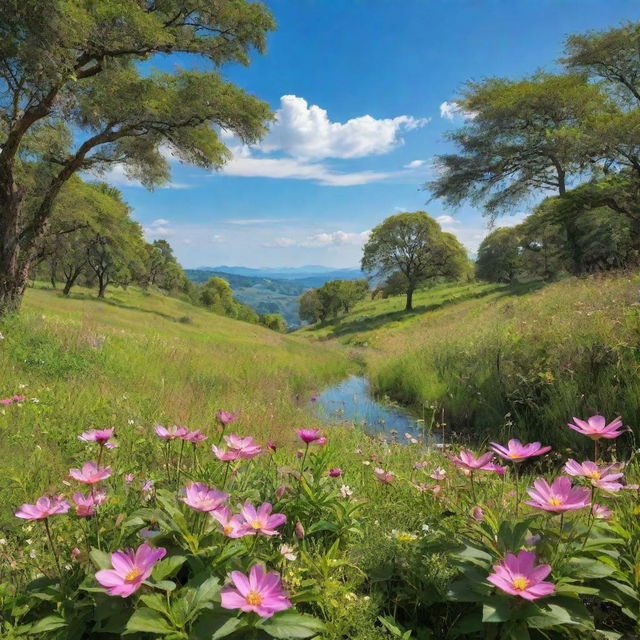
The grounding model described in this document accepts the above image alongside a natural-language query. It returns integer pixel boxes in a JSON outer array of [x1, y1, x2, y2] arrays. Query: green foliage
[[362, 212, 469, 311], [298, 280, 370, 325]]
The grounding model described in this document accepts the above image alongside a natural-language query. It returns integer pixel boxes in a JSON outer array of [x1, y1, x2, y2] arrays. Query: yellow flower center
[[512, 576, 529, 591], [246, 590, 263, 606], [588, 471, 601, 480], [223, 525, 233, 535], [548, 497, 563, 506], [250, 520, 264, 530], [510, 453, 521, 459], [125, 567, 143, 582]]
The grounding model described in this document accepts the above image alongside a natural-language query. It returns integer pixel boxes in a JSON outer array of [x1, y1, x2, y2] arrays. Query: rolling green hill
[[300, 273, 640, 449]]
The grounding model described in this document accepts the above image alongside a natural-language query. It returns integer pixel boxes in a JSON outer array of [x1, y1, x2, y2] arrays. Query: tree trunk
[[405, 285, 414, 311], [50, 262, 58, 289], [62, 267, 83, 296], [0, 181, 28, 314], [97, 275, 107, 298]]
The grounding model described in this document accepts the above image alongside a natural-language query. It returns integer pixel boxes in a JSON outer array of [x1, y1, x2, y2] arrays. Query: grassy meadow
[[301, 274, 640, 453], [1, 279, 639, 639]]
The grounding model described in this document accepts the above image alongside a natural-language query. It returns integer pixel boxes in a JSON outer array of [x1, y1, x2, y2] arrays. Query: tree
[[361, 211, 468, 311], [145, 240, 188, 292], [425, 73, 613, 216], [298, 289, 324, 324], [476, 227, 522, 283], [259, 313, 287, 333], [0, 0, 275, 314]]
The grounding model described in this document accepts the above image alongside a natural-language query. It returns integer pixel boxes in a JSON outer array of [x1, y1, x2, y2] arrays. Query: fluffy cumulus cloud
[[144, 218, 173, 238], [261, 95, 428, 159], [218, 95, 429, 187]]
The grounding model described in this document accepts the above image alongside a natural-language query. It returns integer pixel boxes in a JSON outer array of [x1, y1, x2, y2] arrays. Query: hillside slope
[[0, 285, 353, 518], [300, 274, 640, 448]]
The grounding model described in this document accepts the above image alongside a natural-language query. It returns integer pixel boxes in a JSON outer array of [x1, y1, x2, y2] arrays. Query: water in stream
[[312, 374, 433, 442]]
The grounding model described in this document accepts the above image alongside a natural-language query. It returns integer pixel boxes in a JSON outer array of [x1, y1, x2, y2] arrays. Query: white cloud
[[439, 101, 461, 120], [260, 95, 429, 160], [95, 164, 190, 190], [404, 159, 426, 169], [212, 234, 224, 243], [262, 230, 371, 249], [436, 214, 458, 225], [221, 150, 401, 187], [152, 218, 170, 226]]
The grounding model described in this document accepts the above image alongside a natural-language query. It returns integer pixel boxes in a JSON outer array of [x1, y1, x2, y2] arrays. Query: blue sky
[[110, 0, 640, 268]]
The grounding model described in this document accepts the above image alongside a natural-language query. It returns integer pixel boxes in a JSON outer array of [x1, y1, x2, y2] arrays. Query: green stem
[[221, 462, 230, 490], [176, 439, 185, 489], [43, 519, 63, 583], [513, 463, 520, 518]]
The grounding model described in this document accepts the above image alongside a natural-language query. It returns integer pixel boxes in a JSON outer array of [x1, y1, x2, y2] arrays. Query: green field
[[300, 274, 640, 451]]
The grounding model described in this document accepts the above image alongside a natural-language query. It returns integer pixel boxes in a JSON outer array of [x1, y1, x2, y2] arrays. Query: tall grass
[[302, 274, 640, 452], [0, 285, 353, 531]]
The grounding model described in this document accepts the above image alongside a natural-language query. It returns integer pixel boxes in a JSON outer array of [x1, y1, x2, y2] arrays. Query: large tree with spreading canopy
[[0, 0, 275, 313]]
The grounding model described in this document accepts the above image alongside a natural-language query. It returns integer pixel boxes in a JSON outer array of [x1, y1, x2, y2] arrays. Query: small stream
[[312, 374, 437, 443]]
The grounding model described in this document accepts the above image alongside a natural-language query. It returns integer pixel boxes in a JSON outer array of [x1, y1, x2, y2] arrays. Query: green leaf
[[124, 608, 174, 635], [29, 615, 67, 634], [482, 598, 513, 623], [566, 557, 615, 579], [527, 596, 594, 630], [140, 593, 170, 615], [152, 555, 187, 581], [257, 611, 325, 638], [191, 576, 221, 613], [90, 548, 112, 570]]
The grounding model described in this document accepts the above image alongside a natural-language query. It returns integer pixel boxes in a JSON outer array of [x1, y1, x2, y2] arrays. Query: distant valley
[[185, 266, 365, 328]]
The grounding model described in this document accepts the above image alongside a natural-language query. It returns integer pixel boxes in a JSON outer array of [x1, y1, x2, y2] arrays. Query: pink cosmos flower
[[181, 482, 228, 512], [328, 468, 342, 477], [592, 503, 613, 520], [95, 543, 166, 597], [154, 425, 188, 440], [487, 550, 555, 601], [141, 480, 154, 493], [211, 506, 248, 538], [224, 434, 262, 459], [216, 410, 238, 426], [0, 398, 13, 406], [15, 495, 70, 520], [79, 428, 114, 445], [490, 439, 551, 461], [373, 467, 394, 484], [211, 445, 241, 461], [238, 502, 286, 536], [73, 490, 107, 517], [69, 462, 112, 485], [220, 564, 291, 618], [71, 547, 81, 560], [267, 441, 277, 452], [12, 394, 25, 403], [316, 436, 328, 447], [450, 450, 494, 471], [472, 506, 485, 521], [567, 415, 625, 440], [124, 474, 135, 485], [483, 462, 507, 475], [564, 459, 624, 492], [296, 428, 324, 444], [183, 429, 208, 444], [524, 477, 591, 513], [430, 468, 446, 480]]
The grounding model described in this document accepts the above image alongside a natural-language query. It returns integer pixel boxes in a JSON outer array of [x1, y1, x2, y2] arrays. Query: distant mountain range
[[185, 266, 366, 328]]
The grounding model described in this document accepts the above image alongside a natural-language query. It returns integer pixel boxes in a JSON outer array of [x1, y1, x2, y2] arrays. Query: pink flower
[[567, 415, 625, 440], [69, 462, 112, 485], [183, 429, 208, 444], [267, 441, 277, 452], [15, 495, 70, 520], [71, 547, 81, 560], [0, 398, 13, 406], [472, 506, 485, 521], [124, 474, 135, 486], [295, 522, 305, 539], [296, 428, 324, 444], [154, 425, 188, 440], [141, 480, 154, 493], [564, 459, 624, 492], [490, 439, 551, 461], [221, 564, 291, 618], [316, 436, 328, 447], [224, 434, 262, 459], [211, 506, 248, 538], [328, 468, 342, 477], [487, 550, 555, 601], [12, 394, 25, 403], [524, 477, 591, 513], [430, 468, 446, 480], [238, 502, 286, 536], [95, 543, 166, 597], [73, 490, 107, 517], [373, 467, 394, 484], [592, 503, 613, 520], [450, 450, 494, 471], [483, 462, 507, 475], [182, 482, 228, 512], [211, 445, 241, 461], [216, 411, 238, 426], [79, 428, 114, 445]]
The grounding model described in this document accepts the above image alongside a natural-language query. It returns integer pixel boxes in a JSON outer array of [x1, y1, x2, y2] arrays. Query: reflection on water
[[313, 375, 435, 443]]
